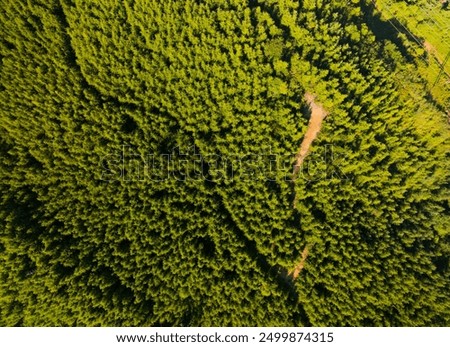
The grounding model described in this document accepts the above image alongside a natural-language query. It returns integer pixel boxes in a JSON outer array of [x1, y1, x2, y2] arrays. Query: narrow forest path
[[289, 246, 310, 280], [292, 92, 328, 177], [289, 92, 329, 280], [423, 40, 437, 56], [424, 40, 450, 77]]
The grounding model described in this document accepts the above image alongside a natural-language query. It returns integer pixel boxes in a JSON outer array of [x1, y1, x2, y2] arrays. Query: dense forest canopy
[[1, 0, 449, 326]]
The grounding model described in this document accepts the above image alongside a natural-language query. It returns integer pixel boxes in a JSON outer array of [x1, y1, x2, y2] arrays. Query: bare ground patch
[[292, 92, 328, 177], [290, 92, 329, 280]]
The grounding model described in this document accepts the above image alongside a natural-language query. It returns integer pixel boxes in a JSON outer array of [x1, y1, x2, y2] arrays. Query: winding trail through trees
[[292, 92, 329, 177], [290, 92, 329, 280]]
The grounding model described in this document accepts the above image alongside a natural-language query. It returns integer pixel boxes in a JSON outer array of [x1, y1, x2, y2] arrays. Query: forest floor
[[424, 40, 437, 56], [424, 40, 449, 69], [290, 93, 329, 280], [290, 246, 310, 280], [292, 92, 328, 176]]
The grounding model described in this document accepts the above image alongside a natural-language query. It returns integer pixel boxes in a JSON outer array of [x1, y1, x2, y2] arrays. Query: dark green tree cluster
[[1, 0, 448, 326]]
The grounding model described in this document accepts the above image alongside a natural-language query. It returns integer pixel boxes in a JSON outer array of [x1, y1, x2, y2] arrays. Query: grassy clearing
[[374, 0, 450, 111], [377, 0, 450, 59]]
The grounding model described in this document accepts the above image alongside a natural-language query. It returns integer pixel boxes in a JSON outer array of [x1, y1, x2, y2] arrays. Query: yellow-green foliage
[[1, 0, 448, 326]]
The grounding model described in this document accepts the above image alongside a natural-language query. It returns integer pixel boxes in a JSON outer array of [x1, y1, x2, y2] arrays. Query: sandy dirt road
[[290, 93, 329, 280], [292, 92, 328, 177]]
